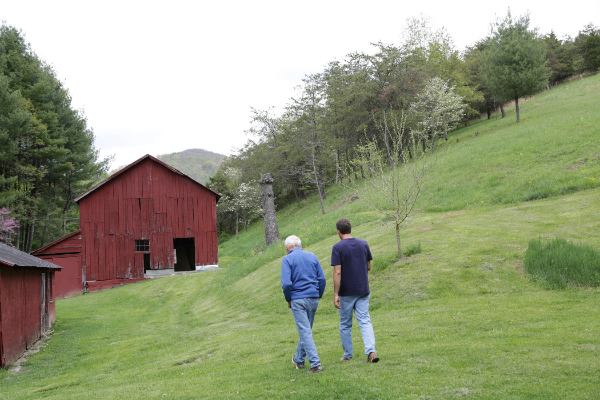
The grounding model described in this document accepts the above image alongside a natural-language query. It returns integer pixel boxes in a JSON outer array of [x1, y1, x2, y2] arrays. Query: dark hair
[[336, 218, 352, 234]]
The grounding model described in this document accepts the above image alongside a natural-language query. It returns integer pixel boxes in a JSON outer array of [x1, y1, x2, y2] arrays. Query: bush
[[524, 238, 600, 289]]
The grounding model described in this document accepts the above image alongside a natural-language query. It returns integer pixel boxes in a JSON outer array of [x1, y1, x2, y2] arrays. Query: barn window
[[135, 240, 150, 252]]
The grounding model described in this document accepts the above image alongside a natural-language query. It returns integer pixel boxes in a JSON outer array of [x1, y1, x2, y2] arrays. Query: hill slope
[[156, 148, 226, 184], [1, 76, 599, 399]]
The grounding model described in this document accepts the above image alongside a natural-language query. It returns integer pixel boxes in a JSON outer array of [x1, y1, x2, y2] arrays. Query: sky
[[2, 1, 598, 170]]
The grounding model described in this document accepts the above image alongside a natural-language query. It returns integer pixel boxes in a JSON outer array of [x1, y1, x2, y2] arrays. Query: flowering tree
[[218, 168, 262, 237], [0, 208, 19, 247], [409, 77, 465, 152]]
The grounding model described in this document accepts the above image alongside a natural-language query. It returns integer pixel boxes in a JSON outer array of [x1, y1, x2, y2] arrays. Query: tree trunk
[[515, 97, 521, 123], [500, 104, 506, 118], [235, 209, 239, 237], [314, 170, 326, 215], [259, 173, 281, 246], [26, 217, 35, 253], [335, 150, 340, 185], [292, 181, 301, 207], [395, 221, 402, 259]]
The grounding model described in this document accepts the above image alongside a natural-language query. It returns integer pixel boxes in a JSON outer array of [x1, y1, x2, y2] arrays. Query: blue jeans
[[290, 297, 321, 368], [339, 294, 376, 358]]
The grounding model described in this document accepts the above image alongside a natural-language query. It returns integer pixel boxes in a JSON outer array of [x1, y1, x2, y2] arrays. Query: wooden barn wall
[[37, 254, 82, 299], [79, 159, 218, 281], [34, 233, 83, 299], [0, 267, 43, 368]]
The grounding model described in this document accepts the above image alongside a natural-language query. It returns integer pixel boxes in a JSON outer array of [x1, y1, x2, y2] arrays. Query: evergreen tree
[[480, 10, 548, 123], [0, 24, 110, 251]]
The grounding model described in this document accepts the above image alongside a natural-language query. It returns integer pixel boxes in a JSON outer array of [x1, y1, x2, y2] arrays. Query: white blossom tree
[[220, 168, 262, 236], [409, 77, 465, 152]]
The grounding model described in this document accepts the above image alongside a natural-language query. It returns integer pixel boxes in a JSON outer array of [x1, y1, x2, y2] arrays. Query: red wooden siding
[[77, 156, 219, 283], [32, 231, 83, 299], [0, 267, 56, 368]]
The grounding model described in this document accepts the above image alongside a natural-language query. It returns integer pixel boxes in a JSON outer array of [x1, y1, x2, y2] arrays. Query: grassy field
[[1, 75, 599, 399]]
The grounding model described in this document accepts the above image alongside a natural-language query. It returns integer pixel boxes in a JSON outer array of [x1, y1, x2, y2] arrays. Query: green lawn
[[1, 75, 599, 399]]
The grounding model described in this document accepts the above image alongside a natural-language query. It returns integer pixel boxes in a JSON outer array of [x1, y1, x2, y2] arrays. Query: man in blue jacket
[[281, 235, 326, 373]]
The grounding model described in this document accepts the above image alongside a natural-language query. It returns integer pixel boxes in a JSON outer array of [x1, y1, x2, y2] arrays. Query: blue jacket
[[281, 247, 326, 302]]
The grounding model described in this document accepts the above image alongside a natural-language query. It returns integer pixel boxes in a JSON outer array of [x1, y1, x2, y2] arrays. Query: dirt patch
[[415, 226, 435, 231], [440, 211, 467, 218], [566, 163, 586, 170], [511, 261, 525, 273]]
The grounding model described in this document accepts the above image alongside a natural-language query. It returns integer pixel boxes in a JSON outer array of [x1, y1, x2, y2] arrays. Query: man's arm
[[367, 260, 372, 271], [333, 264, 342, 309], [281, 258, 293, 303], [316, 259, 326, 298]]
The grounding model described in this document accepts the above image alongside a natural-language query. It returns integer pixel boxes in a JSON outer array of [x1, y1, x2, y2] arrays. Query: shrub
[[524, 238, 600, 289]]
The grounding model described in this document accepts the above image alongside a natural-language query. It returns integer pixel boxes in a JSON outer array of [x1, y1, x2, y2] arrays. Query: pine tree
[[480, 10, 548, 123]]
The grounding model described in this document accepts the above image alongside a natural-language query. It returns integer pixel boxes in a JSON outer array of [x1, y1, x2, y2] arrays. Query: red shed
[[32, 230, 83, 299], [0, 242, 61, 368]]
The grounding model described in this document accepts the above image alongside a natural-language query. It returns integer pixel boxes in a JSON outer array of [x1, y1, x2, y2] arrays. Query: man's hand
[[334, 294, 341, 309], [288, 301, 291, 309]]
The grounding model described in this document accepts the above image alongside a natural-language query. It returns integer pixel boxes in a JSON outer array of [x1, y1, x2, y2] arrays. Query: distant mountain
[[156, 148, 226, 184]]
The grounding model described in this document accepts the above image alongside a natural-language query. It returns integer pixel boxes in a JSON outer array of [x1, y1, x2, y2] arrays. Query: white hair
[[284, 235, 301, 248]]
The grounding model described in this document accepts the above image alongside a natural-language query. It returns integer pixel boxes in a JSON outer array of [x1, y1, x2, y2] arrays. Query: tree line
[[208, 12, 600, 237], [0, 24, 110, 252]]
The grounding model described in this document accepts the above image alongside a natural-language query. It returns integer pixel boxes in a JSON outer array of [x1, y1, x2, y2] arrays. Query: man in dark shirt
[[331, 218, 379, 363]]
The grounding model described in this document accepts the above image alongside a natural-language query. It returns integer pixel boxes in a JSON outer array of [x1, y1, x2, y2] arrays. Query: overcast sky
[[3, 1, 598, 169]]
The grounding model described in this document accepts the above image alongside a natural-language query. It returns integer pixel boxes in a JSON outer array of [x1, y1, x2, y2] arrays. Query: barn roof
[[31, 229, 81, 256], [0, 243, 62, 270], [74, 154, 221, 203]]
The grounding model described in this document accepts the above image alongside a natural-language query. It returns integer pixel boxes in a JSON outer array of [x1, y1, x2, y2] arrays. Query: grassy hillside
[[1, 76, 599, 399], [156, 148, 225, 184]]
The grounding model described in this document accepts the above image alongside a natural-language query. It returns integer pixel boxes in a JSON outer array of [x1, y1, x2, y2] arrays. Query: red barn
[[0, 242, 61, 368], [33, 154, 220, 295]]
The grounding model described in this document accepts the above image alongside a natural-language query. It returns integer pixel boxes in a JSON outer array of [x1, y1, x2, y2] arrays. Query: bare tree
[[350, 111, 436, 259]]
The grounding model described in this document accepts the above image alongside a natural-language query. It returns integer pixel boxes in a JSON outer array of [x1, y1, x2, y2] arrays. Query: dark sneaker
[[292, 356, 305, 369], [367, 352, 380, 363], [305, 365, 323, 373]]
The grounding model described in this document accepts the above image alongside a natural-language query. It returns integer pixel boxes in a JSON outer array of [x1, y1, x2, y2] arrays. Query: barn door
[[173, 238, 195, 271], [40, 273, 49, 332]]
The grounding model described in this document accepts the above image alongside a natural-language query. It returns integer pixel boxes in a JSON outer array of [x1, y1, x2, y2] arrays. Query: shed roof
[[74, 154, 221, 203], [31, 229, 81, 256], [0, 243, 62, 269]]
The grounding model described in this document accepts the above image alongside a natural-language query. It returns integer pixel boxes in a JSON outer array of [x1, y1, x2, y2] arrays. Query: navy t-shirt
[[331, 238, 373, 296]]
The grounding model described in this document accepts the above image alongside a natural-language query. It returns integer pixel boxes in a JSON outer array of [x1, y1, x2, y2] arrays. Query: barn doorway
[[143, 254, 151, 272], [41, 273, 49, 332], [173, 238, 195, 271]]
